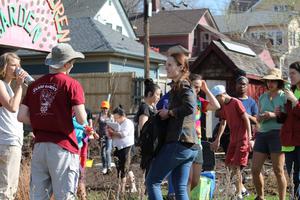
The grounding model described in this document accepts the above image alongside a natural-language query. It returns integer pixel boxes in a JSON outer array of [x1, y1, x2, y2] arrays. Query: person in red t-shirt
[[18, 43, 87, 200], [210, 85, 253, 200]]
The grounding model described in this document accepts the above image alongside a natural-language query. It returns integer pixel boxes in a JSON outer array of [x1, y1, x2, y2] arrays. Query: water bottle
[[15, 67, 35, 86]]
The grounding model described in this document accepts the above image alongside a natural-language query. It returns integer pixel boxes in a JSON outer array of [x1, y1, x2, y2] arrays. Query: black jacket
[[166, 80, 197, 144]]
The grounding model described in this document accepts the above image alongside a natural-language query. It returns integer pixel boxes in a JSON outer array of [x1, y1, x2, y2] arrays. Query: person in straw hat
[[18, 43, 88, 200], [251, 68, 287, 200]]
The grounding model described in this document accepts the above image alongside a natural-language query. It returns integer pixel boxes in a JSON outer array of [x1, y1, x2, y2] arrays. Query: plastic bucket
[[86, 159, 94, 168]]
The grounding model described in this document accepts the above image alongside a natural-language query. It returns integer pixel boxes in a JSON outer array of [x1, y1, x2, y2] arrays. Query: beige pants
[[30, 143, 79, 200], [0, 145, 22, 200]]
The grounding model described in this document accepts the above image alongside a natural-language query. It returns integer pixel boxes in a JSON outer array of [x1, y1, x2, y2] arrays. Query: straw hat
[[261, 68, 284, 81]]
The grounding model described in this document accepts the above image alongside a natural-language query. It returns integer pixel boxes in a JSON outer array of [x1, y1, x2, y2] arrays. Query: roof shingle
[[130, 9, 208, 36], [19, 17, 166, 62], [63, 0, 106, 18], [214, 11, 292, 33], [192, 40, 270, 77]]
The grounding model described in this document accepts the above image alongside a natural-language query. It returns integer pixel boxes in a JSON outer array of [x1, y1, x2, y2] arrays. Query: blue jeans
[[146, 142, 198, 200], [285, 146, 300, 198], [168, 174, 175, 195], [101, 137, 112, 169]]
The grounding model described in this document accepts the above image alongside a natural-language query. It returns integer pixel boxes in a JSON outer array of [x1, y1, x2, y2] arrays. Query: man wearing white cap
[[210, 85, 252, 200], [18, 43, 87, 200]]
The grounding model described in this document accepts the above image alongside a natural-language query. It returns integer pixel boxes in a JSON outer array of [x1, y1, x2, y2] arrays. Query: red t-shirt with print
[[220, 97, 247, 144], [22, 73, 85, 154]]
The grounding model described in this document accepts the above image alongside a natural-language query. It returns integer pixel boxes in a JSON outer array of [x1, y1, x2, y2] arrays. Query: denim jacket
[[165, 80, 197, 144]]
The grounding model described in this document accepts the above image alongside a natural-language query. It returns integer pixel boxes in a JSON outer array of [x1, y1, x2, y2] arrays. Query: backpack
[[134, 102, 156, 145], [139, 114, 167, 170]]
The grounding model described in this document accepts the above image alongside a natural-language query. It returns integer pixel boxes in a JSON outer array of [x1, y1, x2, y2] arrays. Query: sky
[[194, 0, 231, 15]]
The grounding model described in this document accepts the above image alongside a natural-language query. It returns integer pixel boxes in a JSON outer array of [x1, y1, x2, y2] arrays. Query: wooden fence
[[30, 72, 168, 115], [71, 72, 135, 113]]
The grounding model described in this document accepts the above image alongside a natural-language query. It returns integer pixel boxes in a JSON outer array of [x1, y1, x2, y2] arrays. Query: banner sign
[[0, 0, 70, 52]]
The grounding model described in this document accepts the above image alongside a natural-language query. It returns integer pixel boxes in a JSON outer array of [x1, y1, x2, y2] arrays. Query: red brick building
[[130, 9, 228, 59]]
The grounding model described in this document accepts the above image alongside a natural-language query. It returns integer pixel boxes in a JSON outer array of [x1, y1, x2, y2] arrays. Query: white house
[[64, 0, 136, 39]]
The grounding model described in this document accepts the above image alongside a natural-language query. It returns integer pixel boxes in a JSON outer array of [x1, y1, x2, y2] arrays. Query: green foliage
[[245, 194, 286, 200]]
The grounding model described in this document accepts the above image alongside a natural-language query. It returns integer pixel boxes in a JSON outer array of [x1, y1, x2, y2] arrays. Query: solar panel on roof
[[220, 40, 256, 57]]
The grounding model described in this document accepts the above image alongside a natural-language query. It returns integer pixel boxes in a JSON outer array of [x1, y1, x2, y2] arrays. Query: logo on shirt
[[33, 83, 58, 115], [40, 89, 56, 115]]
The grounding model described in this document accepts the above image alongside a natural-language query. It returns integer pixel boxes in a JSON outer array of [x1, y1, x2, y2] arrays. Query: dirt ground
[[16, 138, 285, 200], [85, 140, 282, 199]]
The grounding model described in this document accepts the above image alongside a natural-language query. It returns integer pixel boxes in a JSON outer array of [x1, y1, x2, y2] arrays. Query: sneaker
[[101, 168, 107, 174], [167, 193, 176, 200], [242, 190, 250, 197]]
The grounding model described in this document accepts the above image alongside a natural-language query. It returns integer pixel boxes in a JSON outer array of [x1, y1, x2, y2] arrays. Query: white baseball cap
[[211, 85, 226, 96]]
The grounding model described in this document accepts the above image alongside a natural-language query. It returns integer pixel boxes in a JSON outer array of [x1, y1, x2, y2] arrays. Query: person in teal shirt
[[252, 68, 287, 200], [73, 116, 98, 200]]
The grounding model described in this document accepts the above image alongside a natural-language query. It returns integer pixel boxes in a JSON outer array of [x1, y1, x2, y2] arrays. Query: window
[[251, 32, 259, 39], [268, 32, 274, 45], [108, 0, 112, 6], [116, 26, 122, 33], [276, 31, 283, 45], [290, 31, 296, 47], [200, 32, 210, 51], [285, 5, 289, 11], [204, 33, 209, 40], [193, 31, 197, 46], [193, 38, 197, 46], [258, 32, 266, 40], [106, 23, 112, 29], [250, 31, 283, 46], [273, 5, 292, 12]]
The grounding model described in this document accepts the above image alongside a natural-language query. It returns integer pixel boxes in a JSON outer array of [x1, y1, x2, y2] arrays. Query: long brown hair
[[289, 61, 300, 91], [170, 53, 190, 90], [0, 52, 20, 80]]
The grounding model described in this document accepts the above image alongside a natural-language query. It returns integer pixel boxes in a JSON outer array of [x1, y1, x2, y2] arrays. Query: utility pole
[[144, 0, 151, 79]]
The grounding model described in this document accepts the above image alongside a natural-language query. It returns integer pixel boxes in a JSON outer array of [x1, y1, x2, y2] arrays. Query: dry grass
[[15, 159, 30, 200], [15, 136, 32, 200], [15, 138, 284, 200]]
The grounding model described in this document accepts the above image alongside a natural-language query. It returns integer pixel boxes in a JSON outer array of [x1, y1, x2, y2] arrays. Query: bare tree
[[161, 0, 198, 9], [221, 0, 299, 50], [121, 0, 199, 16], [218, 0, 300, 71], [121, 0, 143, 15]]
